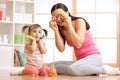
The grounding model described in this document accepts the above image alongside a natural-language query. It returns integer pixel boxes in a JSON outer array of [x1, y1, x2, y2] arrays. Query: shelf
[[0, 44, 13, 46], [0, 20, 13, 24], [8, 0, 34, 3], [0, 0, 35, 68], [14, 44, 25, 47]]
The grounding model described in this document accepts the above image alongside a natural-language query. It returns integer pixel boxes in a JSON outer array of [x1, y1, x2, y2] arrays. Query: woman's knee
[[67, 66, 80, 75]]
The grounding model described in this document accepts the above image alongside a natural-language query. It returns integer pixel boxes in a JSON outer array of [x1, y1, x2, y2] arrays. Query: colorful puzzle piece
[[58, 13, 64, 18]]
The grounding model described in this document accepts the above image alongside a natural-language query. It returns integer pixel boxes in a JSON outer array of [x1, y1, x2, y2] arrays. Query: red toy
[[39, 63, 57, 77], [22, 66, 39, 75], [48, 64, 57, 77], [51, 16, 57, 22], [0, 10, 2, 20], [22, 63, 57, 77]]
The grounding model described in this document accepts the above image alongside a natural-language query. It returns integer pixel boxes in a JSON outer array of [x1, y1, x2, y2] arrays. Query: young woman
[[49, 3, 106, 76]]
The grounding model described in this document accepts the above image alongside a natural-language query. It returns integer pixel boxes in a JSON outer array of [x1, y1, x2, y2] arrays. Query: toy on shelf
[[0, 10, 2, 20]]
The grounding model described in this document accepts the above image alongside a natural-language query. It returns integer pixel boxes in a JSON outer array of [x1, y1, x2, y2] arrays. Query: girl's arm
[[37, 39, 47, 54], [26, 38, 37, 53]]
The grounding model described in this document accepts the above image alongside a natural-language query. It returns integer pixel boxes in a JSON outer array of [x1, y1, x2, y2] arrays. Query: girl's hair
[[51, 3, 90, 30], [22, 24, 48, 38]]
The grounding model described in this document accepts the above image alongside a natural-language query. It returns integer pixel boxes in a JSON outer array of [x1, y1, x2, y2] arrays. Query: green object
[[58, 13, 64, 18], [14, 34, 23, 44], [16, 50, 24, 66], [26, 35, 32, 40]]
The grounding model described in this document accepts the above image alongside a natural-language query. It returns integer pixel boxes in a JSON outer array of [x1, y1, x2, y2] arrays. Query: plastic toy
[[58, 13, 64, 18], [48, 64, 57, 77], [40, 30, 46, 39], [0, 10, 2, 20], [51, 13, 64, 22], [26, 32, 45, 40], [39, 64, 49, 76], [26, 35, 32, 40], [39, 63, 57, 77], [22, 63, 57, 77], [51, 16, 57, 22], [22, 66, 39, 75]]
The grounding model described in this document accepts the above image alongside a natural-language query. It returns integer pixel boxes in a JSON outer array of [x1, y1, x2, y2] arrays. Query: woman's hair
[[22, 24, 48, 38], [51, 3, 90, 30]]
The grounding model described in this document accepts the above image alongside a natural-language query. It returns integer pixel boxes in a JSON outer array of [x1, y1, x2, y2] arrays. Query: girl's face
[[30, 27, 42, 40], [52, 9, 68, 26]]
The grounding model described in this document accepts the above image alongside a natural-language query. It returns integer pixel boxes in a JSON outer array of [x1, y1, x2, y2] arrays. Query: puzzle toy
[[26, 35, 32, 40], [58, 13, 64, 18], [22, 63, 57, 77], [39, 63, 57, 77], [51, 16, 57, 22], [51, 13, 64, 22]]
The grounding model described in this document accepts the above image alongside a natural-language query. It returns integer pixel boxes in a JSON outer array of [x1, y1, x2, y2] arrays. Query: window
[[76, 0, 118, 66], [35, 0, 120, 67]]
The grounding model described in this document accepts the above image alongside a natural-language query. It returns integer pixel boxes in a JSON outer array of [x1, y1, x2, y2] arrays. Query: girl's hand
[[26, 35, 36, 41]]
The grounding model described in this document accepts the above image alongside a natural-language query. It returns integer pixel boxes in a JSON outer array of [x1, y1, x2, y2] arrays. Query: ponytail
[[22, 25, 29, 35]]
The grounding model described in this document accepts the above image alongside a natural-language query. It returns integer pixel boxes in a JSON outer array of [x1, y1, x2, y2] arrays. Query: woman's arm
[[67, 19, 87, 48], [54, 30, 65, 52], [49, 20, 65, 52]]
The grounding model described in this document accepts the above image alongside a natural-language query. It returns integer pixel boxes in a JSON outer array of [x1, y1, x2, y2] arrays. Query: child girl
[[22, 24, 48, 75]]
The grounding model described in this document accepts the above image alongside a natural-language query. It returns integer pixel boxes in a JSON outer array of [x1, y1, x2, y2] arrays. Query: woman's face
[[52, 9, 68, 26]]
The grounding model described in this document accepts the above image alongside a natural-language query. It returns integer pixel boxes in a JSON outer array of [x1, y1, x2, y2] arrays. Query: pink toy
[[39, 64, 57, 77], [51, 16, 57, 22], [39, 64, 49, 76], [48, 64, 57, 77], [22, 64, 57, 77], [22, 66, 39, 75]]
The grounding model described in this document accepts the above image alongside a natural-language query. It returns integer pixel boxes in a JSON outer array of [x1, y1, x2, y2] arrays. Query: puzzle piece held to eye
[[51, 16, 57, 22], [58, 13, 64, 18]]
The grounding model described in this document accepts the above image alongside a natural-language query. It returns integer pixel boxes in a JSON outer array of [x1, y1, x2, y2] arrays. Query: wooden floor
[[1, 74, 120, 80], [0, 69, 120, 80]]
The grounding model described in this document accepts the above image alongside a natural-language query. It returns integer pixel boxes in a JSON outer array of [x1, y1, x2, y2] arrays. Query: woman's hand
[[49, 17, 58, 31], [58, 13, 72, 30]]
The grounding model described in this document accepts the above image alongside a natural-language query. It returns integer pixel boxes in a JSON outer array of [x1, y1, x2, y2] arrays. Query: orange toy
[[22, 64, 57, 77], [48, 64, 57, 77], [39, 64, 49, 76], [22, 66, 39, 75], [39, 63, 57, 77]]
